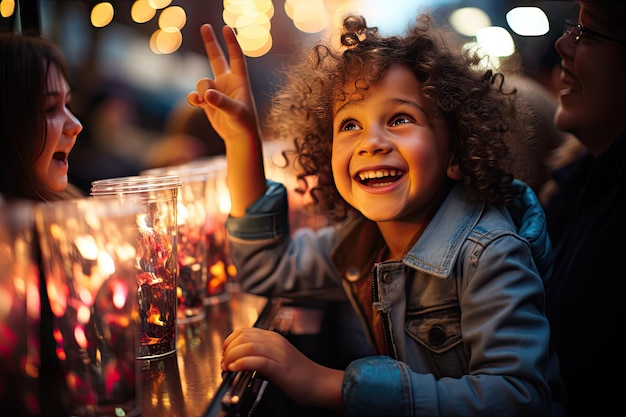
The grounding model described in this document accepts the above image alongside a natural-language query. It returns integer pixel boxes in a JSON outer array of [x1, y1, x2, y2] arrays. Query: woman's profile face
[[34, 63, 82, 194], [554, 3, 626, 155]]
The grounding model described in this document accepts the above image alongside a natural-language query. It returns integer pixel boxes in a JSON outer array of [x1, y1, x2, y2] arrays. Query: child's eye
[[338, 119, 360, 132], [391, 116, 411, 126]]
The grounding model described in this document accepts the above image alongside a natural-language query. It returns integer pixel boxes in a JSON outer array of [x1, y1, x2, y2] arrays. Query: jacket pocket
[[405, 303, 469, 378]]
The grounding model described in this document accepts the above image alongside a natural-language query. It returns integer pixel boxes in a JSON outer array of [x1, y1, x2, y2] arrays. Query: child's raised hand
[[187, 24, 260, 144]]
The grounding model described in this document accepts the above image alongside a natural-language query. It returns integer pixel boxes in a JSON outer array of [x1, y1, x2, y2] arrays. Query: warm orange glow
[[0, 286, 12, 322], [56, 347, 67, 361], [131, 0, 156, 23], [222, 8, 238, 27], [284, 0, 294, 19], [53, 327, 63, 343], [91, 2, 114, 28], [217, 187, 231, 215], [111, 280, 129, 309], [148, 0, 171, 9], [26, 271, 40, 319], [208, 261, 227, 291], [255, 0, 274, 18], [77, 304, 91, 324], [47, 265, 68, 317], [137, 213, 149, 231], [159, 5, 186, 31], [75, 234, 98, 260], [66, 371, 78, 389], [78, 287, 93, 307], [152, 28, 183, 54], [147, 303, 165, 326], [0, 0, 15, 18], [74, 324, 88, 349], [237, 25, 271, 50], [97, 250, 116, 276], [235, 9, 271, 30], [240, 32, 272, 57]]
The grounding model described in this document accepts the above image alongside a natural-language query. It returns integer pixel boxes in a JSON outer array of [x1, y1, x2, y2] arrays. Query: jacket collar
[[403, 182, 483, 279], [332, 182, 483, 282]]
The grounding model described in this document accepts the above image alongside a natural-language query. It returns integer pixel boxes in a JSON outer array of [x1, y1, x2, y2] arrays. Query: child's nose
[[358, 128, 392, 155]]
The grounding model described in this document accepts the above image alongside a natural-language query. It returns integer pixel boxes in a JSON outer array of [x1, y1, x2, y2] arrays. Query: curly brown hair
[[267, 13, 532, 222]]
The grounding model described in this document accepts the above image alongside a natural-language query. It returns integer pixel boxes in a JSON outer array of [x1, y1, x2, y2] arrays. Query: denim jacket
[[227, 180, 556, 417]]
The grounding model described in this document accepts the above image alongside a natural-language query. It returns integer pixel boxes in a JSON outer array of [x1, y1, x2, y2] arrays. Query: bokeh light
[[507, 7, 550, 36], [158, 5, 186, 32], [148, 0, 172, 10], [476, 26, 516, 57], [150, 28, 183, 54], [449, 7, 491, 37], [90, 2, 114, 28], [0, 0, 15, 18], [131, 0, 156, 24]]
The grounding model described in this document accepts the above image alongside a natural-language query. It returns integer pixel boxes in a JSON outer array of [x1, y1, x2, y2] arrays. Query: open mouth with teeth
[[357, 169, 404, 188]]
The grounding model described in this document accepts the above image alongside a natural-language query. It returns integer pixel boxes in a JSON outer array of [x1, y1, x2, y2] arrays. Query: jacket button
[[428, 325, 447, 346], [382, 273, 392, 283]]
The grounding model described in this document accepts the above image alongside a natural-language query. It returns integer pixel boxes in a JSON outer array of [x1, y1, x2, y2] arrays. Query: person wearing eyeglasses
[[544, 1, 626, 415]]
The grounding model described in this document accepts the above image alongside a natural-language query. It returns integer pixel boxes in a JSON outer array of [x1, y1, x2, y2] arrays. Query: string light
[[0, 1, 553, 59], [131, 0, 156, 24], [90, 2, 114, 28], [0, 0, 15, 18]]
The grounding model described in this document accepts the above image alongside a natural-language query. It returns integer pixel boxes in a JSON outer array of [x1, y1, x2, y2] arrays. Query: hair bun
[[340, 15, 369, 47]]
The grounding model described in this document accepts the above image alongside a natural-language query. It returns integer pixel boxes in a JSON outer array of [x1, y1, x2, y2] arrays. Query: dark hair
[[267, 13, 532, 222], [0, 33, 70, 201]]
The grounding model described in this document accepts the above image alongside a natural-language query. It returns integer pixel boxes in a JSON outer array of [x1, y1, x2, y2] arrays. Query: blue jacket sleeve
[[226, 180, 290, 240], [225, 180, 348, 301]]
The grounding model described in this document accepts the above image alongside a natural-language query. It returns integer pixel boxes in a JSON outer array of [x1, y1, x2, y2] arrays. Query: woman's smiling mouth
[[53, 151, 67, 161]]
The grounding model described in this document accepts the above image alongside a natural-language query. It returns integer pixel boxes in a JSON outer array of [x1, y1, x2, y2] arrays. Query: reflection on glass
[[141, 165, 210, 323], [91, 175, 181, 360], [0, 200, 39, 416], [36, 197, 142, 417]]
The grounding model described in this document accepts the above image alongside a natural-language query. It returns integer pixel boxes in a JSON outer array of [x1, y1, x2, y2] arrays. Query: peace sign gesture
[[187, 24, 267, 216], [187, 24, 260, 144]]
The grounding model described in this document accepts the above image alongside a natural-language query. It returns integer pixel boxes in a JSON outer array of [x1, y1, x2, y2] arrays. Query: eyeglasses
[[562, 21, 626, 47]]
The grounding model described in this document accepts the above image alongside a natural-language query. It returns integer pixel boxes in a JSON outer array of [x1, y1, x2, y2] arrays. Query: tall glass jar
[[91, 175, 181, 360], [142, 165, 210, 323]]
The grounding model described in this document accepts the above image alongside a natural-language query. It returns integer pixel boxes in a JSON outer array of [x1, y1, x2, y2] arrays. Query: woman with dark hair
[[0, 33, 83, 201], [0, 32, 83, 416]]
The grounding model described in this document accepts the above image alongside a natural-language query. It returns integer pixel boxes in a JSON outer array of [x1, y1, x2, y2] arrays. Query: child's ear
[[447, 156, 462, 180]]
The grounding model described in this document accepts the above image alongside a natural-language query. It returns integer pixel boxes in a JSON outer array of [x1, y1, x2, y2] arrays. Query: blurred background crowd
[[1, 0, 579, 195]]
